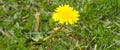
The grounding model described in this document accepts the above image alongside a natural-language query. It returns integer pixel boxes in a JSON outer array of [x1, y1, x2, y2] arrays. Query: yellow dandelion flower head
[[52, 4, 80, 25]]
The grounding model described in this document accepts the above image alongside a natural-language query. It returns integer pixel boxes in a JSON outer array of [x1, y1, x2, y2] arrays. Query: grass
[[0, 0, 120, 50]]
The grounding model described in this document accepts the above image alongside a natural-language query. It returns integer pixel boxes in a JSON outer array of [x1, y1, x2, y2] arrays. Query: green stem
[[43, 25, 64, 41]]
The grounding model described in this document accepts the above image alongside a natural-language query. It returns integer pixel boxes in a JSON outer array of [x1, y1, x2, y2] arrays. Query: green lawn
[[0, 0, 120, 50]]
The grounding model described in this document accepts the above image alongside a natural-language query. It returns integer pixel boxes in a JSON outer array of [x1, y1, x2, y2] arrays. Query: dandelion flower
[[52, 4, 80, 25]]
